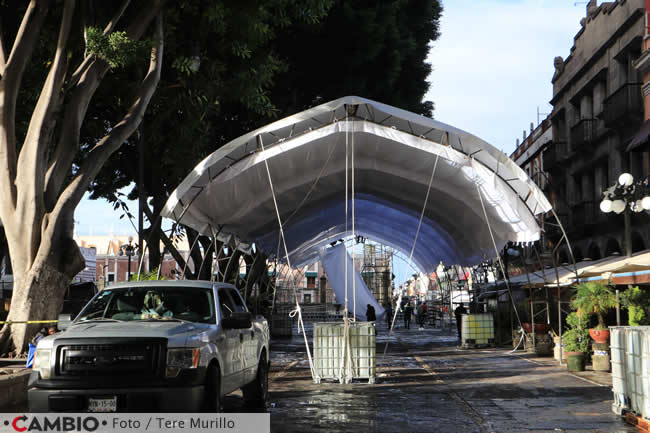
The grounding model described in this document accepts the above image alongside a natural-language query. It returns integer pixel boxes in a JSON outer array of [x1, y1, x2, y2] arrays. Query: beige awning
[[577, 250, 650, 278]]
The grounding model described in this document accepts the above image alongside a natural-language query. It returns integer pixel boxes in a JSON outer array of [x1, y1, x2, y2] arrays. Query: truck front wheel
[[203, 363, 222, 412], [243, 352, 268, 408]]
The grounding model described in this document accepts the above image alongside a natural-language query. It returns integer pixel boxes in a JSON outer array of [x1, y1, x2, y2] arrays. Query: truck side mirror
[[221, 312, 252, 329], [57, 314, 72, 331]]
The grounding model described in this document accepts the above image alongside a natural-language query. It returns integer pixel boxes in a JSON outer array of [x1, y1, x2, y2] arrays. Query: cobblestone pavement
[[255, 323, 635, 433]]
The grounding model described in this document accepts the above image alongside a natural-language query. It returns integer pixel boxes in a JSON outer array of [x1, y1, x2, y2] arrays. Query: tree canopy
[[88, 0, 443, 279]]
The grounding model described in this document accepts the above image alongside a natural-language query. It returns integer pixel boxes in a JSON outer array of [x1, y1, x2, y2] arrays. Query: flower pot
[[589, 328, 610, 344], [522, 322, 551, 333], [566, 351, 585, 372]]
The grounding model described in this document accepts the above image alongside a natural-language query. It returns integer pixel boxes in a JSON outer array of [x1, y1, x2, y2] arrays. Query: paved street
[[4, 323, 636, 432], [238, 323, 636, 433]]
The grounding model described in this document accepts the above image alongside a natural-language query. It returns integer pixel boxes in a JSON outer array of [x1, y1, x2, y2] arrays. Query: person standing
[[403, 301, 413, 330], [366, 304, 376, 322], [385, 302, 393, 329], [417, 301, 427, 328], [454, 302, 467, 342]]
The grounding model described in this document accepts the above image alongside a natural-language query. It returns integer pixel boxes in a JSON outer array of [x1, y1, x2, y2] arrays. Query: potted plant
[[571, 282, 616, 344], [620, 286, 650, 326], [562, 312, 590, 372]]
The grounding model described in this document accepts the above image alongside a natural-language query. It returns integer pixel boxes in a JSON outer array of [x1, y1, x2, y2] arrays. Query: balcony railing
[[570, 119, 595, 149], [603, 83, 642, 127], [543, 141, 572, 172], [543, 146, 557, 169]]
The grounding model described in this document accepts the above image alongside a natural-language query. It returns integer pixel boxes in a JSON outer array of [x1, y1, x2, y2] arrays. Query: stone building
[[544, 0, 648, 262], [511, 119, 552, 192]]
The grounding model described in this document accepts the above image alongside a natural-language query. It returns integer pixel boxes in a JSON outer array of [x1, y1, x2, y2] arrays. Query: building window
[[107, 273, 115, 282], [307, 276, 316, 288], [303, 294, 311, 304]]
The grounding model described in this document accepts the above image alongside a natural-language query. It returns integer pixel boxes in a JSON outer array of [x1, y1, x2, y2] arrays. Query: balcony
[[543, 141, 571, 172], [603, 83, 642, 127], [570, 119, 595, 149]]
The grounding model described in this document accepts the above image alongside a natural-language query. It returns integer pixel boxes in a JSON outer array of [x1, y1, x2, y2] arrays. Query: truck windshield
[[76, 286, 216, 324]]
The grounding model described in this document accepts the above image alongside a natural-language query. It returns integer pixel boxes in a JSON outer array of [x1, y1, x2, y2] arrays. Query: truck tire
[[243, 352, 268, 408], [203, 363, 222, 412]]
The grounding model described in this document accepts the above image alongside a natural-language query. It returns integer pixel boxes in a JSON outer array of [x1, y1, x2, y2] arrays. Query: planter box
[[313, 322, 376, 384]]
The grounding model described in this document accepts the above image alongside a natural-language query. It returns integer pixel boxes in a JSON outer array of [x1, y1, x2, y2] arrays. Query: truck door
[[217, 288, 243, 393], [228, 288, 257, 383]]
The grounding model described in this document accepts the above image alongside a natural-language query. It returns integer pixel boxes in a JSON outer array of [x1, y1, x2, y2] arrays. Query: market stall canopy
[[162, 96, 552, 272], [578, 250, 650, 278], [496, 255, 629, 289]]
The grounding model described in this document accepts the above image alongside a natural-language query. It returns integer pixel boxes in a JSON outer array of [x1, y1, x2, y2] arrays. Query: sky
[[75, 0, 589, 283]]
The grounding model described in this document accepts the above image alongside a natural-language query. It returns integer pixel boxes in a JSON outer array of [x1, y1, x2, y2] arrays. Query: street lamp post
[[599, 173, 650, 257], [119, 236, 139, 282], [599, 173, 650, 325]]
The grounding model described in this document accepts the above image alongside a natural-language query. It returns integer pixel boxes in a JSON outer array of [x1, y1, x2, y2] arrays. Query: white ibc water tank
[[461, 313, 495, 348]]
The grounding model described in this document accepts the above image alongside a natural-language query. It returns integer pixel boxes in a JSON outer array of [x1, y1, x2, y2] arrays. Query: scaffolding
[[359, 242, 393, 307]]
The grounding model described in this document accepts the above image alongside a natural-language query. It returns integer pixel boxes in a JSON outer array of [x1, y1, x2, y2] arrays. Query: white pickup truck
[[28, 280, 269, 412]]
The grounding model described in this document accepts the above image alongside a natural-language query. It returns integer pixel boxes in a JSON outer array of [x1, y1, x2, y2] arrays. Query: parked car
[[28, 280, 270, 412]]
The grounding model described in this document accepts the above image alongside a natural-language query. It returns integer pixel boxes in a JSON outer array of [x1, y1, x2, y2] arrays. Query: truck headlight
[[33, 348, 52, 379], [166, 348, 200, 377]]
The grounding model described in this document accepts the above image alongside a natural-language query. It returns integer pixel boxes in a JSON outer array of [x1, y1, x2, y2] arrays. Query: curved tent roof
[[162, 96, 551, 272]]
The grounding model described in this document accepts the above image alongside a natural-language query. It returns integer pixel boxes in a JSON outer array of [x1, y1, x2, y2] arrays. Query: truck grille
[[57, 341, 164, 377]]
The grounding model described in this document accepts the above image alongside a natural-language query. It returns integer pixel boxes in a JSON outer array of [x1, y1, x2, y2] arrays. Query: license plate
[[88, 396, 117, 412]]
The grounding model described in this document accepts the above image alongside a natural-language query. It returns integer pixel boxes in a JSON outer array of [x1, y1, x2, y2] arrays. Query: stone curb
[[0, 369, 31, 409]]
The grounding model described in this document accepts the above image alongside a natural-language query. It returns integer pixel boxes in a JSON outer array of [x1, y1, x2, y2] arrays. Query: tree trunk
[[244, 252, 268, 300], [197, 236, 214, 280], [146, 192, 165, 271], [0, 227, 11, 276], [224, 249, 242, 285], [0, 236, 83, 355]]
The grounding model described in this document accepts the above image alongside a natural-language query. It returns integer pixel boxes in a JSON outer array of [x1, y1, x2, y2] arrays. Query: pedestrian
[[417, 301, 427, 328], [385, 302, 393, 329], [454, 302, 467, 342], [366, 304, 376, 322], [403, 301, 413, 330], [27, 326, 57, 368]]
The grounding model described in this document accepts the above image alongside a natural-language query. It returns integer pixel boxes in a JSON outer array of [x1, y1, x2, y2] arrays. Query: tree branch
[[16, 0, 75, 258], [140, 203, 191, 274], [0, 20, 7, 76], [48, 13, 163, 236], [103, 0, 131, 35], [0, 0, 49, 221], [45, 1, 164, 208], [68, 0, 132, 89]]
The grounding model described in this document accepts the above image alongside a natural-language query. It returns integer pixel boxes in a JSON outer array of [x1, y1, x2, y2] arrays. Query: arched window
[[605, 238, 621, 257], [632, 232, 645, 254], [588, 243, 602, 260]]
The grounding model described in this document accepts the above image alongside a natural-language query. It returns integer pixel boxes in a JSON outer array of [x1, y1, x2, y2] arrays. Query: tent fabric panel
[[164, 122, 543, 269], [319, 244, 385, 320], [162, 96, 551, 269]]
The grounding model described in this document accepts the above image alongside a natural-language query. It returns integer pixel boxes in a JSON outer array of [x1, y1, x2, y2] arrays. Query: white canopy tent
[[162, 96, 552, 273]]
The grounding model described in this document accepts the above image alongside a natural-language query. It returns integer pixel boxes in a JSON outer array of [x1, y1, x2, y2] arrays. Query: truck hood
[[46, 320, 211, 347]]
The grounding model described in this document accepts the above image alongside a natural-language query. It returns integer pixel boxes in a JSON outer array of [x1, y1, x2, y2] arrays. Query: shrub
[[571, 282, 616, 329], [620, 286, 650, 326]]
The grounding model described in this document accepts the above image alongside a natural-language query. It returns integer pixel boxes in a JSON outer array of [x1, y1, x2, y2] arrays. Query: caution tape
[[0, 320, 58, 324]]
